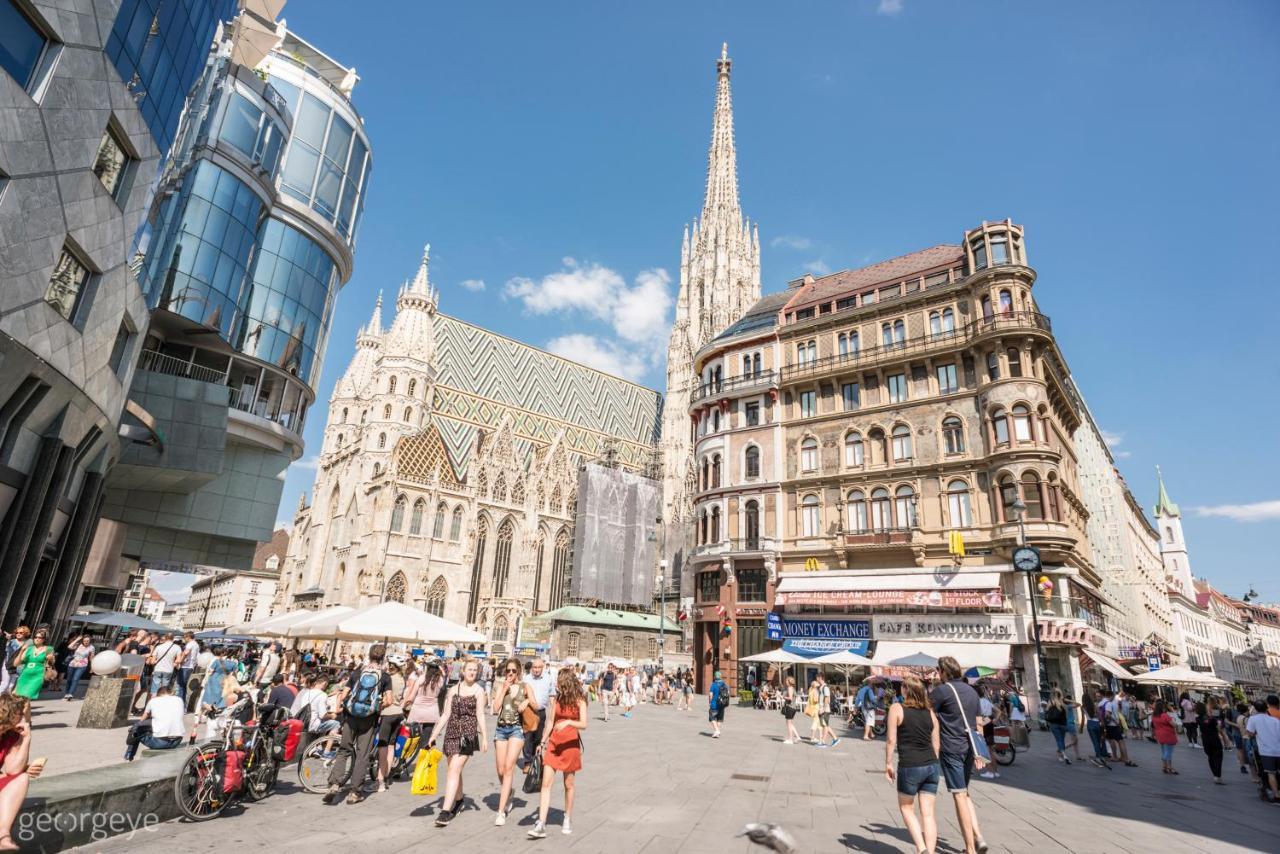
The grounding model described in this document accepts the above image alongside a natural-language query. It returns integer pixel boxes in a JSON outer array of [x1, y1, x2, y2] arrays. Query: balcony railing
[[138, 349, 228, 385], [780, 311, 1052, 382], [841, 527, 915, 547], [690, 369, 777, 405], [228, 386, 300, 433]]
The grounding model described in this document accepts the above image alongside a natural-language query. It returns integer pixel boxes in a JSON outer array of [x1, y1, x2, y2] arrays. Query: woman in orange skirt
[[528, 668, 587, 838]]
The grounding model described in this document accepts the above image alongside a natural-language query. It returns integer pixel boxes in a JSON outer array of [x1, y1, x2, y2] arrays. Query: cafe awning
[[1082, 648, 1137, 681], [871, 640, 1012, 671], [776, 571, 1004, 608]]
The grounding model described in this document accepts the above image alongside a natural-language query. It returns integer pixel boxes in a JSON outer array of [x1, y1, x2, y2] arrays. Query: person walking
[[856, 679, 879, 741], [708, 670, 728, 738], [148, 633, 182, 696], [199, 647, 237, 714], [490, 657, 533, 825], [928, 656, 989, 854], [178, 633, 200, 704], [599, 664, 616, 722], [528, 668, 588, 838], [781, 676, 801, 744], [254, 642, 282, 698], [1081, 690, 1111, 769], [10, 629, 51, 702], [521, 658, 554, 768], [1227, 702, 1253, 777], [1151, 699, 1179, 775], [1099, 690, 1137, 767], [323, 643, 392, 805], [0, 694, 45, 851], [885, 676, 941, 854], [805, 679, 822, 744], [1245, 695, 1280, 802], [1063, 696, 1083, 761], [427, 658, 487, 826], [374, 655, 408, 792], [1179, 692, 1199, 747], [63, 636, 94, 700], [1196, 699, 1225, 785], [1045, 690, 1071, 764], [815, 673, 839, 748], [403, 657, 446, 760]]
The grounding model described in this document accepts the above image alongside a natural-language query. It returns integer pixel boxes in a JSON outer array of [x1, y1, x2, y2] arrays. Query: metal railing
[[227, 386, 299, 432], [780, 311, 1052, 382], [138, 349, 228, 385], [690, 369, 778, 405]]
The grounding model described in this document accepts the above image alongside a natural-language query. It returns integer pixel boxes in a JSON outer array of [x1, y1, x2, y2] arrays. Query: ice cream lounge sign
[[872, 615, 1017, 643], [779, 618, 871, 657]]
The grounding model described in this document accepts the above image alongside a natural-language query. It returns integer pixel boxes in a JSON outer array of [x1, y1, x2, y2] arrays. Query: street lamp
[[656, 515, 667, 673], [1011, 496, 1050, 706]]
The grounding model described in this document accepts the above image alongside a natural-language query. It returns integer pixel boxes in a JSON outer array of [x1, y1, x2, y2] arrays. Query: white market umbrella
[[293, 601, 486, 645], [1131, 665, 1231, 689], [740, 649, 810, 664], [279, 606, 357, 638], [810, 650, 875, 667], [230, 609, 316, 637], [888, 651, 940, 668]]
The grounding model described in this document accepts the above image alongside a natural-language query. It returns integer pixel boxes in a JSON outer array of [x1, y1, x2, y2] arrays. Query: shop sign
[[766, 612, 782, 640], [1037, 618, 1094, 647], [780, 618, 871, 658], [517, 613, 552, 648], [872, 615, 1016, 642], [784, 638, 871, 657], [736, 607, 768, 617], [778, 588, 1003, 608]]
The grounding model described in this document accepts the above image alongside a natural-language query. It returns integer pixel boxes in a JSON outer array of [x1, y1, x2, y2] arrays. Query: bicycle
[[173, 698, 286, 821], [992, 723, 1017, 766], [297, 720, 421, 794]]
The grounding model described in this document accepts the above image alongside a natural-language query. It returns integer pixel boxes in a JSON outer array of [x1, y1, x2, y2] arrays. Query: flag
[[948, 531, 965, 557]]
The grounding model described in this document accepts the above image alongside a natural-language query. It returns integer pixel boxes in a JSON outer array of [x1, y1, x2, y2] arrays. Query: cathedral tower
[[661, 44, 762, 587], [1154, 466, 1194, 595]]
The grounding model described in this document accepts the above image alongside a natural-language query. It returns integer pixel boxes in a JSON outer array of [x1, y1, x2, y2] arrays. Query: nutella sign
[[873, 615, 1016, 642]]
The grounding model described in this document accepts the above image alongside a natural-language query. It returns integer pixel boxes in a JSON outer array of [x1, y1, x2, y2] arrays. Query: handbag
[[518, 686, 540, 732], [947, 683, 991, 769], [522, 753, 544, 794], [459, 734, 480, 754]]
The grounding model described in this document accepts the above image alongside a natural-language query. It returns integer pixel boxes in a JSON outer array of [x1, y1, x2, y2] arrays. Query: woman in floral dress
[[427, 658, 487, 827]]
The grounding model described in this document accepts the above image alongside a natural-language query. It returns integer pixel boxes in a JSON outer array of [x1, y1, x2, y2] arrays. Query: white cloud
[[505, 259, 673, 381], [1100, 429, 1131, 459], [803, 259, 832, 276], [459, 278, 486, 292], [771, 235, 813, 250], [547, 334, 648, 382], [293, 456, 320, 471], [878, 0, 904, 15], [1193, 501, 1280, 523]]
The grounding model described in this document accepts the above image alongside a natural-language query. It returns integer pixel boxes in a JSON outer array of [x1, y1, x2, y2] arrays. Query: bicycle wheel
[[994, 744, 1016, 766], [298, 738, 348, 793], [243, 738, 281, 802], [174, 747, 231, 821]]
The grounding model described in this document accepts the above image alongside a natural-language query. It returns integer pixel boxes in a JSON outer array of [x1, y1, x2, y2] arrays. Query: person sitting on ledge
[[0, 694, 46, 851], [125, 684, 186, 761]]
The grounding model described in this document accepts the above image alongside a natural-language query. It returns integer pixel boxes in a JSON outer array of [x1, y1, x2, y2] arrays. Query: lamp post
[[1011, 496, 1050, 706], [656, 515, 666, 674]]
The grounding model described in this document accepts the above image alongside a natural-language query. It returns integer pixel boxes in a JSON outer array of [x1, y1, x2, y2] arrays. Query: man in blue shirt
[[855, 681, 880, 740], [708, 670, 728, 739], [521, 657, 555, 767]]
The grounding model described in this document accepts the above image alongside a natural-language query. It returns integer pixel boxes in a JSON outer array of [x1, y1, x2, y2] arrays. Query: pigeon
[[739, 823, 797, 853]]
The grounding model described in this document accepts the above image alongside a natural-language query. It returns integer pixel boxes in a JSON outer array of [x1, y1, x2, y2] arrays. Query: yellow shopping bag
[[412, 747, 443, 796]]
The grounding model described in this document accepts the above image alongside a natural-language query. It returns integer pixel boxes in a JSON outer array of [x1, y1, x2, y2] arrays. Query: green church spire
[[1153, 465, 1180, 518]]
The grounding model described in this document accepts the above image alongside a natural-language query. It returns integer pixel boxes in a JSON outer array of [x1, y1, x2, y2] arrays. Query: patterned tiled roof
[[787, 244, 964, 311]]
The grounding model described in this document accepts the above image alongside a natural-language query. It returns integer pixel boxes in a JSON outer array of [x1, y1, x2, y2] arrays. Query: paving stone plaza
[[71, 699, 1272, 854]]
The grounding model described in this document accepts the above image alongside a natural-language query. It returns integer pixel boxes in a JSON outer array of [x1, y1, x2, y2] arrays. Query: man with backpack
[[324, 644, 393, 804], [708, 670, 729, 738]]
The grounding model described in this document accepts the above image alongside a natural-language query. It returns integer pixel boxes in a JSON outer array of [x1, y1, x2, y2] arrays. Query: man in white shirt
[[1246, 696, 1280, 802], [125, 685, 186, 760], [178, 633, 201, 704], [521, 658, 555, 767], [149, 633, 184, 695], [290, 673, 340, 735], [255, 642, 282, 693]]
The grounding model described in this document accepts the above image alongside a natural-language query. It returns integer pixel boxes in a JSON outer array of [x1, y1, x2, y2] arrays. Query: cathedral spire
[[1154, 465, 1181, 518], [703, 42, 740, 218], [409, 243, 431, 294], [363, 291, 383, 337]]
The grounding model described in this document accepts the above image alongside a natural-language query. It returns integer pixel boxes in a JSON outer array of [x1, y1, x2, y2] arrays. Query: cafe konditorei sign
[[872, 615, 1017, 642]]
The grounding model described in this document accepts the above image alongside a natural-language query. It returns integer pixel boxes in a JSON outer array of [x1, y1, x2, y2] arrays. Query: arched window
[[1166, 526, 1174, 544], [981, 295, 993, 321], [341, 407, 348, 422], [565, 631, 580, 658], [992, 408, 1010, 445], [493, 615, 509, 642], [881, 322, 893, 348], [744, 446, 760, 478], [1021, 472, 1044, 520], [895, 485, 916, 528], [449, 506, 463, 541], [390, 494, 407, 531], [929, 311, 942, 338], [845, 431, 864, 467], [373, 462, 382, 476], [383, 404, 392, 419], [1046, 473, 1062, 521], [712, 454, 722, 488], [409, 499, 425, 535], [948, 479, 972, 527], [891, 425, 913, 461], [701, 457, 710, 490], [549, 485, 561, 514], [467, 516, 489, 623], [1007, 348, 1023, 378], [512, 479, 525, 503], [531, 531, 546, 608], [1012, 404, 1033, 442], [712, 409, 720, 432], [753, 353, 762, 376], [593, 634, 606, 659], [801, 494, 821, 538], [999, 289, 1013, 315], [847, 489, 868, 532], [743, 354, 751, 375], [698, 508, 708, 545], [433, 502, 447, 539], [868, 428, 888, 465], [839, 331, 859, 357], [407, 378, 417, 397], [426, 576, 448, 617], [378, 432, 387, 449], [336, 433, 344, 446], [808, 341, 816, 363], [493, 473, 507, 502], [796, 342, 807, 365], [388, 376, 397, 394], [335, 561, 347, 593], [998, 475, 1019, 521], [403, 406, 412, 422], [942, 416, 965, 454], [744, 499, 760, 549], [493, 517, 515, 597], [941, 308, 954, 333], [621, 636, 634, 659], [870, 488, 891, 532], [893, 319, 905, 346], [477, 468, 488, 497], [710, 505, 721, 543], [801, 437, 818, 472], [386, 571, 407, 603], [550, 529, 571, 609]]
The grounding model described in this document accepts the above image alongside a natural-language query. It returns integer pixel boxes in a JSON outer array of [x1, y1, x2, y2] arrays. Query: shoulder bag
[[519, 685, 540, 732], [946, 683, 991, 769]]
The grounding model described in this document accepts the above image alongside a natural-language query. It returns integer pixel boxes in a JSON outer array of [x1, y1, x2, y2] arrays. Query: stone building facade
[[184, 567, 277, 631], [275, 249, 662, 653]]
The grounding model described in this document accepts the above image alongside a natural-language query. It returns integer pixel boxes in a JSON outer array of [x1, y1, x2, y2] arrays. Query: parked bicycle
[[992, 722, 1017, 766], [173, 698, 287, 821], [296, 721, 421, 794]]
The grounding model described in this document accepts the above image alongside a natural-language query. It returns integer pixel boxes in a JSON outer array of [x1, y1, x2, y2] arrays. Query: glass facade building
[[106, 0, 238, 154]]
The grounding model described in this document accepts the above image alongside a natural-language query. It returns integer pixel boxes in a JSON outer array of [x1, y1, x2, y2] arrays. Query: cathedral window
[[386, 571, 407, 603], [409, 499, 425, 535], [450, 506, 463, 540], [550, 486, 561, 514], [403, 406, 412, 422], [494, 474, 507, 502], [433, 502, 447, 539], [407, 378, 417, 396], [492, 517, 515, 598], [378, 433, 386, 449], [532, 532, 546, 609], [388, 376, 397, 394], [467, 516, 489, 623], [593, 634, 606, 659], [621, 636, 634, 659], [383, 404, 392, 419], [493, 615, 509, 642], [512, 479, 525, 503], [342, 407, 348, 422], [549, 528, 571, 609], [426, 576, 447, 617], [390, 494, 407, 531]]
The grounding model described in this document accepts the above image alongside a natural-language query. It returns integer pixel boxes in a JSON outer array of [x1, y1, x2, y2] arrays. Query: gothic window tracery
[[386, 571, 407, 603]]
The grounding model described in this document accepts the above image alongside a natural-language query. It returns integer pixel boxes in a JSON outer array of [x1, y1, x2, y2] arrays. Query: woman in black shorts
[[885, 676, 941, 854]]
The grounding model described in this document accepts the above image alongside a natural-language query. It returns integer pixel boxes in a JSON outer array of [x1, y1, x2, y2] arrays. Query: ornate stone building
[[275, 249, 662, 651], [661, 44, 761, 598]]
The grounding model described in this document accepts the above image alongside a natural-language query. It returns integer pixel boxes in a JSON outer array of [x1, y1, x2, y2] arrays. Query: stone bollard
[[76, 674, 137, 729]]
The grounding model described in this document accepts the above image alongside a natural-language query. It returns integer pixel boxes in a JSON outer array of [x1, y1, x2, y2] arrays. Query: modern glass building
[[90, 18, 372, 571]]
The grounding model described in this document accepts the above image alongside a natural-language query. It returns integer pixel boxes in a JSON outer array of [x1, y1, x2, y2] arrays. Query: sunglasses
[[505, 668, 520, 674]]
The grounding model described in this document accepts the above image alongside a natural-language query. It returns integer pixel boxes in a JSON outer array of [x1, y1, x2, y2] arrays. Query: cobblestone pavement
[[72, 699, 1273, 853]]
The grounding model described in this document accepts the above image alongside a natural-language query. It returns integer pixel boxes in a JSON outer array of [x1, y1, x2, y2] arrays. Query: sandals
[[1124, 761, 1138, 767]]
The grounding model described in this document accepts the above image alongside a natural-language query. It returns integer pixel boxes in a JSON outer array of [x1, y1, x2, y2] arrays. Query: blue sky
[[188, 1, 1280, 603]]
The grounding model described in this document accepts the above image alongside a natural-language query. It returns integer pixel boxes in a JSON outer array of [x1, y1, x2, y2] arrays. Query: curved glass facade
[[239, 219, 336, 383], [140, 160, 262, 343]]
